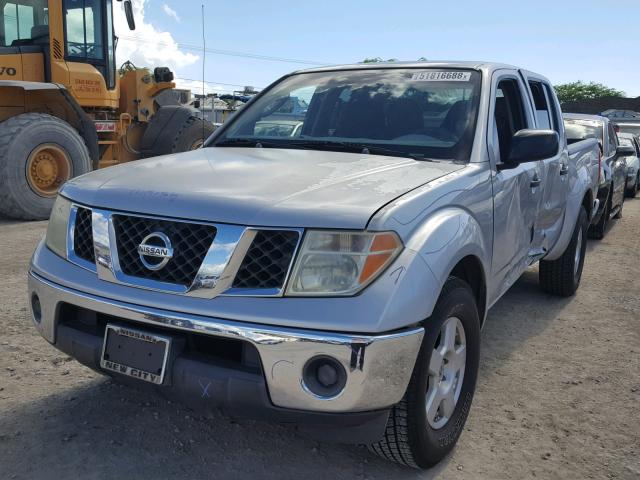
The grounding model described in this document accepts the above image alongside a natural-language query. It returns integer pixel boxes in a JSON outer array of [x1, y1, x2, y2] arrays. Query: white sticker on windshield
[[411, 71, 472, 82]]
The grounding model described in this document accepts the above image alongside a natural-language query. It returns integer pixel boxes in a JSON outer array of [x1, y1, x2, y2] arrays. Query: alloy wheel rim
[[26, 144, 71, 198], [425, 316, 466, 430]]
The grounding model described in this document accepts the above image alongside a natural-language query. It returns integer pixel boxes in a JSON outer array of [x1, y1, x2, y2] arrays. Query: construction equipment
[[0, 0, 214, 220]]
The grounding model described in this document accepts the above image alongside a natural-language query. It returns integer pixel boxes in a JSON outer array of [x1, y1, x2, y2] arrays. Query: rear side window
[[528, 81, 552, 130], [494, 79, 528, 162], [543, 84, 561, 134]]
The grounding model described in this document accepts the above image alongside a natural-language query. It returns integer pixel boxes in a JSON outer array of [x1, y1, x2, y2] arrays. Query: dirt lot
[[1, 200, 639, 480]]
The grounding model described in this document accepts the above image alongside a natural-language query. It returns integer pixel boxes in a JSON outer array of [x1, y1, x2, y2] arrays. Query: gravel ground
[[1, 200, 639, 480]]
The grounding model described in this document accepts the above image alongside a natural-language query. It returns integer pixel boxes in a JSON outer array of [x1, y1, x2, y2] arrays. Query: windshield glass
[[563, 119, 603, 144], [618, 136, 634, 147], [211, 68, 482, 161]]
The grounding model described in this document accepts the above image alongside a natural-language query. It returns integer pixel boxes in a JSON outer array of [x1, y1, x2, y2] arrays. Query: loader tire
[[169, 115, 215, 153], [539, 206, 588, 297], [0, 113, 91, 220]]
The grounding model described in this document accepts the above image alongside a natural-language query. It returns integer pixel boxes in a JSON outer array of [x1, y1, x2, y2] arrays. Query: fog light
[[31, 294, 42, 324], [302, 356, 347, 399]]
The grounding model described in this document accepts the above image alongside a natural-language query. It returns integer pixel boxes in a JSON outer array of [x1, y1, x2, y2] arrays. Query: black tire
[[613, 190, 624, 219], [368, 277, 480, 469], [0, 113, 91, 220], [169, 115, 215, 153], [539, 206, 588, 297], [626, 176, 638, 198], [588, 191, 609, 240]]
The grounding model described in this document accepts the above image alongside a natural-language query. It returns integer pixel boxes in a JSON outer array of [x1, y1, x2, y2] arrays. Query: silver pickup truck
[[28, 62, 599, 469]]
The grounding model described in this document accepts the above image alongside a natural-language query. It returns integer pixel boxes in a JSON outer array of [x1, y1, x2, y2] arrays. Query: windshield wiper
[[215, 137, 434, 161]]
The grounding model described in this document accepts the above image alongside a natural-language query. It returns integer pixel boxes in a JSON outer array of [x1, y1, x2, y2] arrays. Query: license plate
[[100, 324, 171, 385]]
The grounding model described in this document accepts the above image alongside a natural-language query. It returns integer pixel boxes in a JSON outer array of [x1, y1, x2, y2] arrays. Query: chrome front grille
[[67, 204, 302, 297], [112, 215, 216, 287]]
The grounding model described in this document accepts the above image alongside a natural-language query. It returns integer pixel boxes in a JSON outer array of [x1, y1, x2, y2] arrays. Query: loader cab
[[62, 0, 116, 91], [0, 0, 49, 81], [0, 0, 123, 108]]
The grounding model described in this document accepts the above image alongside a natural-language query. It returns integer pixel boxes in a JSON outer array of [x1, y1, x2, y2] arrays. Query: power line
[[118, 35, 330, 66], [175, 77, 263, 90]]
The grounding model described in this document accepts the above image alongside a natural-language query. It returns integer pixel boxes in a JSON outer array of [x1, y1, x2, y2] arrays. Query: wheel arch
[[0, 81, 99, 168], [403, 207, 491, 327], [582, 188, 593, 223], [449, 255, 487, 327]]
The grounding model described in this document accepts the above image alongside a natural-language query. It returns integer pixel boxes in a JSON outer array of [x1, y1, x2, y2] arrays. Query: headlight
[[45, 195, 71, 259], [286, 230, 403, 296]]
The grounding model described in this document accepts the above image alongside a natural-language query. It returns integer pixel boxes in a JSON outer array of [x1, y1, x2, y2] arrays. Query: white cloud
[[162, 4, 180, 23], [114, 0, 198, 71]]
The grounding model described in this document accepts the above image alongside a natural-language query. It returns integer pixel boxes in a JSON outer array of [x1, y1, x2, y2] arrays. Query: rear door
[[488, 72, 542, 298], [607, 123, 626, 208], [524, 76, 569, 252]]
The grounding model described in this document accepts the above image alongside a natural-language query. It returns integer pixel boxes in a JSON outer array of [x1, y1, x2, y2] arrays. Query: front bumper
[[28, 271, 423, 417]]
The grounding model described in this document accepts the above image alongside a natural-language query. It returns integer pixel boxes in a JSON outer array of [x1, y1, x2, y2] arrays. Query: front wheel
[[368, 277, 480, 468], [539, 206, 588, 297]]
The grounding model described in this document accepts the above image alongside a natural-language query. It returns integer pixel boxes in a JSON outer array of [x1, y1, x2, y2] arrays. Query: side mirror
[[616, 145, 635, 157], [500, 129, 559, 169], [124, 0, 136, 30]]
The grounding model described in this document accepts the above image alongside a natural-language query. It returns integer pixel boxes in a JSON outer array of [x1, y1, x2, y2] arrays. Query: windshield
[[563, 119, 603, 144], [211, 68, 482, 161]]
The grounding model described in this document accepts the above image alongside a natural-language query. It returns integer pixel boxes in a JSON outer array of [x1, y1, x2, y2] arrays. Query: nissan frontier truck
[[28, 61, 600, 468]]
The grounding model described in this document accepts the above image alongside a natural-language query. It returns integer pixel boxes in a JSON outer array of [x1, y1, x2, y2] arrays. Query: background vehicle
[[617, 132, 640, 197], [254, 120, 303, 137], [0, 0, 214, 220], [28, 62, 599, 469], [563, 114, 630, 238]]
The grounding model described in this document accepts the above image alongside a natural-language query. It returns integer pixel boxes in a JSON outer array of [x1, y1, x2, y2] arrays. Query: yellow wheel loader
[[0, 0, 214, 220]]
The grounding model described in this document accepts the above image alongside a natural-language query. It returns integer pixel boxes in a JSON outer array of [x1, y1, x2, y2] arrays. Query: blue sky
[[116, 0, 640, 96]]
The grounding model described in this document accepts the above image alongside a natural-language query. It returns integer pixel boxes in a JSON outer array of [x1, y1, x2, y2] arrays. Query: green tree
[[554, 81, 625, 103]]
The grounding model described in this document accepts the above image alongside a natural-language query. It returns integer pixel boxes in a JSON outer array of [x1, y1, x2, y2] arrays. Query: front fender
[[402, 207, 490, 318]]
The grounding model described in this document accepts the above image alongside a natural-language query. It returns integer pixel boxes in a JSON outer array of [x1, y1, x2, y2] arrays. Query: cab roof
[[294, 60, 520, 75]]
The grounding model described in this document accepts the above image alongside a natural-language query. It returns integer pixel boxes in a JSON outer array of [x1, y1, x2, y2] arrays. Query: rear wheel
[[539, 206, 588, 296], [588, 191, 609, 240], [626, 175, 638, 198], [614, 189, 624, 219], [368, 277, 480, 468], [0, 113, 91, 220]]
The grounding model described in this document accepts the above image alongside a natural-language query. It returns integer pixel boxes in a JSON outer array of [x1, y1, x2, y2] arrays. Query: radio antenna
[[201, 3, 206, 144]]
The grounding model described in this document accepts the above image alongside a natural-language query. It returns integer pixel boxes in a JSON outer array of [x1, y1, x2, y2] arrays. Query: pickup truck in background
[[563, 114, 631, 239], [28, 62, 599, 469]]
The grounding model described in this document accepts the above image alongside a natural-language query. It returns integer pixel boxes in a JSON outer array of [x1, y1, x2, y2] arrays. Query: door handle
[[560, 164, 569, 175], [530, 175, 541, 188]]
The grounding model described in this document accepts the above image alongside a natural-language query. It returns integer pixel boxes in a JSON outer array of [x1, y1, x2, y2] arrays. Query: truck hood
[[62, 147, 464, 229]]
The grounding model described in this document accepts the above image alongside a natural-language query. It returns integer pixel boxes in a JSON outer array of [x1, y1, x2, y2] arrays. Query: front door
[[489, 75, 543, 301]]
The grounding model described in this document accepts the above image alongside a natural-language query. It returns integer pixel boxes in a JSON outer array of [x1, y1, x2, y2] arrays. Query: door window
[[2, 0, 48, 46], [528, 81, 552, 130], [494, 79, 528, 163], [64, 0, 104, 60]]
